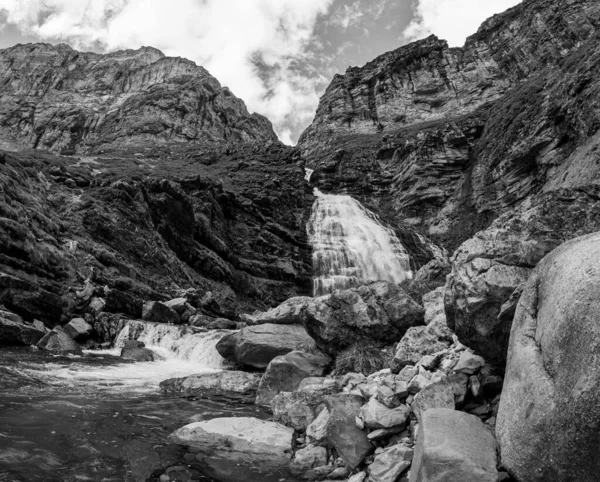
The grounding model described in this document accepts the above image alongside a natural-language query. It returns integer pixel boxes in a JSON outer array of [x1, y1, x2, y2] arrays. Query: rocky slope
[[0, 43, 277, 154], [299, 0, 600, 250]]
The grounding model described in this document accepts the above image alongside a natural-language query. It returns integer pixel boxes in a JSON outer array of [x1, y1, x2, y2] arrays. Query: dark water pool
[[0, 348, 284, 482]]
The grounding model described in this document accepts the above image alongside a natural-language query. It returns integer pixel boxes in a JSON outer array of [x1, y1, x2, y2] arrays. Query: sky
[[0, 0, 521, 145]]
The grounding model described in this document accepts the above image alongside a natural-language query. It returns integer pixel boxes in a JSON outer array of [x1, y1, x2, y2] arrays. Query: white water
[[307, 188, 412, 296], [19, 321, 234, 393]]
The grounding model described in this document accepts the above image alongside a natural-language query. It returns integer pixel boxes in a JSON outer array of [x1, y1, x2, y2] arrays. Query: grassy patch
[[333, 343, 392, 376]]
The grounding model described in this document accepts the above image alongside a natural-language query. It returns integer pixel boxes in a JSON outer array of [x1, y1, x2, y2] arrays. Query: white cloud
[[403, 0, 522, 47], [0, 0, 334, 144]]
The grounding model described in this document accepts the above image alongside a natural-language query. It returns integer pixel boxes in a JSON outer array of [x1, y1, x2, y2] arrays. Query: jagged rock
[[324, 394, 373, 469], [93, 313, 128, 344], [37, 328, 82, 354], [104, 288, 143, 319], [412, 380, 455, 421], [160, 371, 260, 402], [298, 376, 340, 396], [454, 352, 486, 375], [497, 232, 600, 482], [410, 409, 498, 482], [216, 324, 315, 369], [88, 297, 106, 315], [391, 326, 452, 372], [63, 318, 93, 341], [306, 407, 330, 444], [0, 309, 47, 345], [120, 340, 154, 361], [289, 445, 328, 477], [303, 281, 425, 355], [142, 301, 180, 324], [368, 445, 414, 482], [359, 398, 411, 429], [255, 351, 331, 406], [271, 389, 326, 431], [169, 417, 293, 458], [243, 296, 312, 325]]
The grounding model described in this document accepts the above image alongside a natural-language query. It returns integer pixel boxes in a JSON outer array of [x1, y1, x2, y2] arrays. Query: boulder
[[324, 394, 373, 469], [120, 340, 154, 361], [189, 314, 237, 330], [0, 309, 47, 346], [306, 407, 330, 444], [104, 288, 143, 318], [243, 296, 312, 325], [289, 444, 328, 477], [411, 380, 455, 421], [88, 297, 106, 315], [63, 317, 93, 341], [255, 350, 331, 406], [271, 390, 324, 431], [216, 324, 315, 369], [37, 328, 82, 354], [359, 398, 411, 429], [160, 371, 260, 402], [410, 409, 498, 482], [169, 417, 294, 458], [142, 301, 180, 324], [497, 232, 600, 482], [391, 326, 452, 372], [368, 444, 414, 482], [303, 281, 425, 355], [163, 298, 188, 313]]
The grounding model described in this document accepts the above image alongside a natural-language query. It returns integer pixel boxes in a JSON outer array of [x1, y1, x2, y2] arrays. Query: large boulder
[[255, 351, 331, 406], [0, 309, 47, 345], [303, 281, 425, 355], [160, 371, 260, 402], [169, 417, 294, 458], [215, 324, 315, 369], [497, 232, 600, 482], [37, 328, 82, 354], [242, 296, 312, 325], [142, 301, 180, 324], [120, 340, 154, 361], [63, 317, 93, 341], [410, 409, 498, 482]]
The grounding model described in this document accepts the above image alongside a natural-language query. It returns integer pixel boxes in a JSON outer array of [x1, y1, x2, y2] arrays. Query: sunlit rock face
[[307, 189, 411, 296], [0, 43, 277, 153]]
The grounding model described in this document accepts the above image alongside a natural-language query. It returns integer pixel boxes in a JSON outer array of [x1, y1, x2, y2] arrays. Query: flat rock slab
[[160, 371, 260, 402], [410, 408, 498, 482], [169, 417, 294, 458]]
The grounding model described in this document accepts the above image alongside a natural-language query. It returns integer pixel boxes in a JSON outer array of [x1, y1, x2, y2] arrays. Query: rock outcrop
[[0, 308, 47, 345], [497, 232, 600, 482]]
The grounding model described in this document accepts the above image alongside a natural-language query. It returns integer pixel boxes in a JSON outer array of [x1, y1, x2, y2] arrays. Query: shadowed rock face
[[0, 43, 277, 154], [299, 0, 600, 251]]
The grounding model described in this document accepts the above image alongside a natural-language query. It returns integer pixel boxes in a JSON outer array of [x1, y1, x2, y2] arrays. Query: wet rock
[[120, 340, 154, 361], [142, 301, 180, 325], [303, 281, 425, 355], [324, 394, 373, 469], [256, 350, 331, 406], [216, 323, 315, 369], [160, 371, 260, 402], [37, 328, 82, 354], [368, 444, 414, 482], [169, 417, 293, 458], [359, 398, 410, 429], [497, 232, 600, 482], [289, 445, 328, 477], [0, 309, 47, 346], [410, 408, 498, 482], [63, 317, 93, 341]]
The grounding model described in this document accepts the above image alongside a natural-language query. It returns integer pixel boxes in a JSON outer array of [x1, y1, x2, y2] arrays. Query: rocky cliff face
[[300, 0, 600, 250], [0, 43, 277, 154]]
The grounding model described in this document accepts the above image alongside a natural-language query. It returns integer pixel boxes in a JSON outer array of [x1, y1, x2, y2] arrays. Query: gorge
[[2, 0, 600, 481]]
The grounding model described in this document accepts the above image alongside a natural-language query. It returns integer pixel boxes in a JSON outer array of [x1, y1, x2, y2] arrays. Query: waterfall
[[114, 320, 232, 369], [307, 188, 412, 296]]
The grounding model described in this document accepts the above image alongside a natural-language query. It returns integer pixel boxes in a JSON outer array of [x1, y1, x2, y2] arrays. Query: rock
[[169, 417, 293, 458], [359, 398, 411, 429], [104, 288, 143, 319], [453, 352, 485, 375], [120, 340, 155, 361], [324, 394, 373, 469], [37, 328, 82, 354], [189, 315, 237, 330], [303, 281, 425, 355], [367, 426, 406, 441], [244, 296, 313, 325], [407, 374, 432, 394], [368, 444, 414, 482], [289, 445, 328, 477], [255, 350, 331, 406], [298, 377, 340, 396], [348, 472, 367, 482], [63, 317, 93, 341], [88, 297, 106, 315], [306, 407, 330, 444], [497, 232, 600, 482], [412, 380, 455, 421], [216, 324, 315, 369], [163, 298, 189, 313], [142, 301, 180, 325], [271, 390, 323, 431], [410, 409, 498, 482], [481, 375, 503, 397], [160, 371, 260, 402], [0, 309, 47, 346], [391, 326, 452, 372]]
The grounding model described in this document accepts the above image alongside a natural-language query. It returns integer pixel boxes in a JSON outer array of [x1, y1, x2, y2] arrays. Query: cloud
[[0, 0, 334, 144], [403, 0, 522, 47]]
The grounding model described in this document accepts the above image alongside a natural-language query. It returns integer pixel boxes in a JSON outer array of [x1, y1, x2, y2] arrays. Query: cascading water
[[307, 188, 412, 296]]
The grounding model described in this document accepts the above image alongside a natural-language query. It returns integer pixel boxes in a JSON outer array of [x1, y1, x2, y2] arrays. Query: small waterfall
[[114, 320, 233, 369], [307, 188, 412, 296]]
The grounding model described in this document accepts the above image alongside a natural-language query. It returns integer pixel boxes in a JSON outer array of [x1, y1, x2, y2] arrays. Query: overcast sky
[[0, 0, 521, 145]]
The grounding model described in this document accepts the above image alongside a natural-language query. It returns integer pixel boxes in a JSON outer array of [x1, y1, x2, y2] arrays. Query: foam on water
[[307, 188, 412, 296]]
